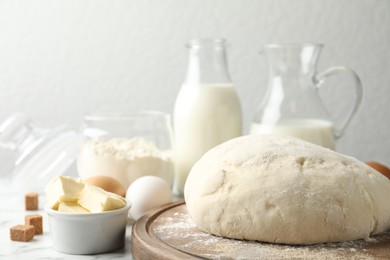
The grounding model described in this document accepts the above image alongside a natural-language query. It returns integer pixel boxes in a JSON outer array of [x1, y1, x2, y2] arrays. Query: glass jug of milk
[[173, 38, 242, 196], [250, 44, 363, 150]]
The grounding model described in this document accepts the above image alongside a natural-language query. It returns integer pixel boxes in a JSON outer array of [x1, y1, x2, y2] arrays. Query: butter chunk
[[45, 176, 85, 210], [78, 184, 126, 212], [58, 202, 90, 213]]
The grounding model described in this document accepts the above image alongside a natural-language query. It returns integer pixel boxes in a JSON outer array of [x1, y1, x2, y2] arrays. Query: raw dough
[[184, 135, 390, 245]]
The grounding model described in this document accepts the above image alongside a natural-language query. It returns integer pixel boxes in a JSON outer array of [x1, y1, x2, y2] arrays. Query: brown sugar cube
[[25, 214, 43, 235], [10, 225, 35, 242], [25, 193, 38, 210]]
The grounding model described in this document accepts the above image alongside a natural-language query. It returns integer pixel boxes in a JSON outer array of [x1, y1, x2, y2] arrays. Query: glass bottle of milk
[[250, 43, 363, 150], [173, 39, 242, 196]]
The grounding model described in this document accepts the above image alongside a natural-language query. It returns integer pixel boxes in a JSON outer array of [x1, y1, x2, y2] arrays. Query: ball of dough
[[126, 176, 172, 220], [184, 135, 390, 245]]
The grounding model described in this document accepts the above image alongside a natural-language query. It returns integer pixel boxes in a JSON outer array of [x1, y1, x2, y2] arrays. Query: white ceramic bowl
[[45, 202, 131, 255]]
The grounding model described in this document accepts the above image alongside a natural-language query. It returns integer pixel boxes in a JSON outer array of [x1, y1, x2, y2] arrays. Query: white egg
[[126, 176, 172, 220]]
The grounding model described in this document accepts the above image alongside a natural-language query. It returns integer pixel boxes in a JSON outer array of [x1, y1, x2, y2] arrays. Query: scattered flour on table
[[153, 211, 389, 259]]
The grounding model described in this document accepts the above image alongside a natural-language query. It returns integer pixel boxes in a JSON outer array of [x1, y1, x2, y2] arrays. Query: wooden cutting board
[[132, 201, 390, 259]]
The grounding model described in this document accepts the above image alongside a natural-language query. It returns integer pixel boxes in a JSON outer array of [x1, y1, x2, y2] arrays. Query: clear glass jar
[[173, 39, 242, 196], [77, 111, 174, 189]]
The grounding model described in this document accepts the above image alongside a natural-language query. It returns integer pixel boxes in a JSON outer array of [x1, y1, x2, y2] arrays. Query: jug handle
[[315, 66, 363, 139]]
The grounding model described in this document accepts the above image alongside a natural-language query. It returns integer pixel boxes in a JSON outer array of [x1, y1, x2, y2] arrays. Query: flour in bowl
[[77, 137, 174, 189]]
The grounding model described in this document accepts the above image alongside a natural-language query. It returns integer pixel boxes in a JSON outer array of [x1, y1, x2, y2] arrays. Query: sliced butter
[[58, 202, 90, 213], [45, 176, 85, 210], [78, 184, 126, 213]]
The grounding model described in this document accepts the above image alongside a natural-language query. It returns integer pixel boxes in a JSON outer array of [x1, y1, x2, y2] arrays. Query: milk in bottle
[[173, 39, 242, 196]]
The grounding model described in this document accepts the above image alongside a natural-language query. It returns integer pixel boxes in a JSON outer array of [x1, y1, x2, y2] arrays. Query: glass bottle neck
[[184, 39, 232, 85]]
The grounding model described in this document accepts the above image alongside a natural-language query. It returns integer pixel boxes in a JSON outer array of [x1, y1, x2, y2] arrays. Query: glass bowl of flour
[[77, 111, 174, 190]]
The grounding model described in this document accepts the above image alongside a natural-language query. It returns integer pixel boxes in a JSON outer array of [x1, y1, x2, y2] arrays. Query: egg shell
[[84, 176, 126, 197], [366, 162, 390, 179], [126, 176, 172, 220]]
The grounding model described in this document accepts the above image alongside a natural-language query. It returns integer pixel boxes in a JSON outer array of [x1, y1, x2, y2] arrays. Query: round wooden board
[[132, 201, 390, 259]]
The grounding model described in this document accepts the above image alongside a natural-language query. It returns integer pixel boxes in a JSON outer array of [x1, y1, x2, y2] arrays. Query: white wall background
[[0, 0, 389, 164]]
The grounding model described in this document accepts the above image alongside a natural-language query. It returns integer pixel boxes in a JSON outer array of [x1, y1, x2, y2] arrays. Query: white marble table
[[0, 191, 134, 259]]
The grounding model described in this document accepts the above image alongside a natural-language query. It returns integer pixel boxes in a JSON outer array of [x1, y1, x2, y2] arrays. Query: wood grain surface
[[131, 201, 390, 259]]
